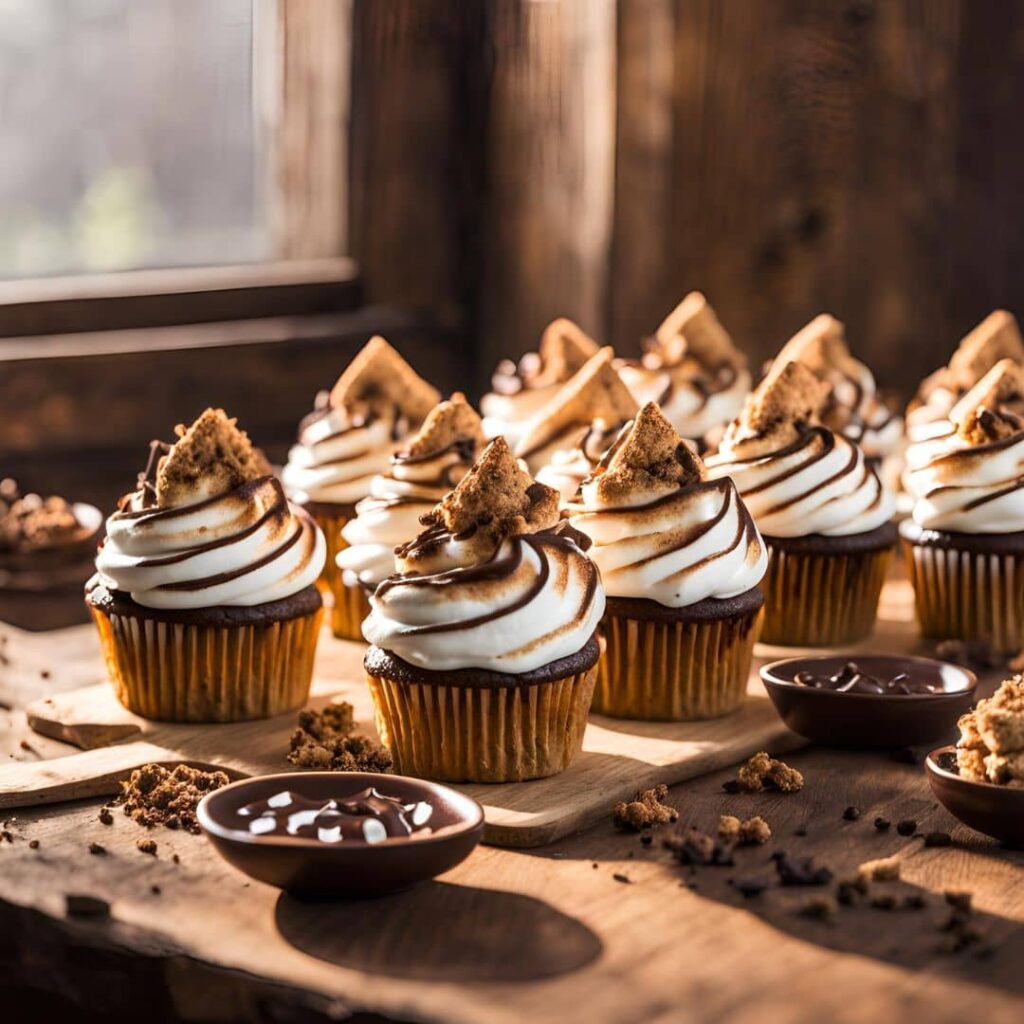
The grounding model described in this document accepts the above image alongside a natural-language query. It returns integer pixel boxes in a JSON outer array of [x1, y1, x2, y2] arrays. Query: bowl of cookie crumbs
[[927, 675, 1024, 847]]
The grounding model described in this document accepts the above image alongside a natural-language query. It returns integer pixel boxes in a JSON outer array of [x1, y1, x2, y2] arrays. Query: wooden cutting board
[[0, 580, 924, 847]]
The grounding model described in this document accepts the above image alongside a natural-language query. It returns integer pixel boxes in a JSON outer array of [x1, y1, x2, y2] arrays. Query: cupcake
[[334, 394, 485, 640], [362, 436, 605, 782], [87, 409, 326, 722], [281, 336, 439, 598], [516, 347, 638, 500], [480, 318, 599, 445], [705, 361, 896, 646], [770, 314, 903, 471], [568, 403, 767, 720], [906, 310, 1023, 445], [616, 292, 750, 445], [901, 359, 1024, 653]]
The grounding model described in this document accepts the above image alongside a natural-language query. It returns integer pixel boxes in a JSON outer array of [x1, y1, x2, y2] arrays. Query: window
[[0, 0, 265, 278]]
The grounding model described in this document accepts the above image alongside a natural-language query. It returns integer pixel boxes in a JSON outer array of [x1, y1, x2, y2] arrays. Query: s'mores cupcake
[[516, 347, 638, 502], [617, 293, 750, 445], [282, 337, 439, 598], [902, 359, 1024, 653], [907, 311, 1024, 445], [363, 437, 604, 782], [770, 314, 903, 471], [334, 394, 485, 640], [481, 318, 599, 445], [88, 409, 326, 722], [705, 362, 896, 646], [569, 403, 767, 720]]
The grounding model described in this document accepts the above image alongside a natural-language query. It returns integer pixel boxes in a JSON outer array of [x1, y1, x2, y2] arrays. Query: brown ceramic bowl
[[760, 655, 977, 748], [926, 746, 1024, 847], [198, 772, 485, 898]]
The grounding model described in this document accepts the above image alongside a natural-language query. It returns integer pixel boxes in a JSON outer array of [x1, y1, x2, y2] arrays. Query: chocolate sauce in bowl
[[235, 787, 434, 844], [792, 661, 943, 696]]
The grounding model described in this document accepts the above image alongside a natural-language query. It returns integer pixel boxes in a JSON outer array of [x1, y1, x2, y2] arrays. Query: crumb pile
[[0, 478, 86, 552], [587, 402, 703, 505], [718, 814, 771, 846], [957, 676, 1024, 786], [116, 763, 230, 834], [148, 408, 272, 508], [329, 335, 440, 423], [287, 701, 393, 772], [612, 783, 679, 831], [729, 751, 804, 794]]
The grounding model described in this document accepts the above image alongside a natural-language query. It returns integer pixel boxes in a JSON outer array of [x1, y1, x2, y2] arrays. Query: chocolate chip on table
[[613, 873, 632, 885], [88, 842, 107, 856], [150, 884, 161, 895], [640, 834, 653, 847], [945, 891, 973, 914], [731, 876, 770, 899], [896, 819, 917, 837], [136, 838, 157, 856], [873, 817, 891, 831], [924, 831, 952, 848], [842, 806, 861, 821], [65, 894, 110, 919], [98, 807, 114, 826], [28, 839, 39, 850]]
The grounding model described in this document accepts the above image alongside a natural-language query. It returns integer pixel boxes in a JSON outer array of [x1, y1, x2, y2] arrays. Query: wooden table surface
[[1, 586, 1023, 1024]]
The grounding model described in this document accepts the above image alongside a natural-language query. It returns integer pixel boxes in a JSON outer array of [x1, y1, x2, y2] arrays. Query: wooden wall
[[346, 0, 1024, 398]]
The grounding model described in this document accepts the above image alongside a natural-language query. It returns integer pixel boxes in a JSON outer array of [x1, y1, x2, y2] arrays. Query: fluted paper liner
[[331, 582, 373, 641], [902, 537, 1024, 653], [760, 543, 890, 646], [595, 607, 762, 720], [366, 665, 597, 782], [305, 506, 352, 598], [91, 604, 323, 722]]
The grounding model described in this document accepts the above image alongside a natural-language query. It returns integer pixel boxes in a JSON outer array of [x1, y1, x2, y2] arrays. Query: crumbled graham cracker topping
[[588, 402, 704, 504], [399, 393, 485, 460], [950, 358, 1024, 444], [155, 408, 271, 507], [0, 479, 88, 552], [516, 347, 638, 459], [413, 437, 560, 559], [654, 292, 744, 371], [328, 335, 440, 425]]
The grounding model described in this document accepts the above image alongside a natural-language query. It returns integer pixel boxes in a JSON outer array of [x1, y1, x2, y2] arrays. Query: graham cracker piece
[[535, 318, 600, 386], [516, 347, 638, 457], [948, 310, 1024, 388], [654, 292, 743, 370], [736, 361, 828, 447], [950, 359, 1024, 444], [155, 408, 271, 507], [590, 402, 704, 504], [974, 675, 1024, 755], [424, 437, 560, 549], [328, 335, 440, 425], [400, 393, 485, 460], [771, 314, 851, 375]]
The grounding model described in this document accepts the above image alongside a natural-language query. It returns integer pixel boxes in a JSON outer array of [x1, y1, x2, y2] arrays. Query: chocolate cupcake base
[[364, 640, 600, 783], [595, 590, 764, 721], [760, 524, 896, 647], [900, 522, 1024, 653], [299, 500, 357, 599], [86, 582, 323, 723]]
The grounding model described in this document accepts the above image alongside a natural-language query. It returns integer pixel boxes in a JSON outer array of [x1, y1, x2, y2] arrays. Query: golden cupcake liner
[[760, 543, 891, 646], [902, 537, 1024, 653], [304, 506, 352, 598], [366, 665, 597, 783], [90, 604, 323, 723], [330, 581, 373, 641], [594, 607, 763, 721]]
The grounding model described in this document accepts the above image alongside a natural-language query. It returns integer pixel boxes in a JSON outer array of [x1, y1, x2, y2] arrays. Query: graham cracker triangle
[[771, 314, 850, 375], [951, 358, 1024, 444], [516, 347, 638, 457], [328, 335, 440, 425], [654, 292, 743, 369], [948, 311, 1024, 387], [401, 393, 485, 459], [155, 408, 271, 508], [536, 318, 600, 385], [742, 361, 828, 437]]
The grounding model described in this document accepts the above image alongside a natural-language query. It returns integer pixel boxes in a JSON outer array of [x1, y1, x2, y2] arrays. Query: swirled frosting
[[616, 292, 750, 441], [337, 395, 485, 589], [568, 404, 766, 607], [535, 420, 626, 503], [95, 410, 325, 609], [903, 359, 1024, 532], [282, 336, 440, 506], [704, 362, 895, 537], [362, 437, 604, 673], [481, 318, 599, 444]]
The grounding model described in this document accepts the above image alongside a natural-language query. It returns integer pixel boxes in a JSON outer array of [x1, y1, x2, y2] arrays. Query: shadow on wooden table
[[275, 880, 602, 982]]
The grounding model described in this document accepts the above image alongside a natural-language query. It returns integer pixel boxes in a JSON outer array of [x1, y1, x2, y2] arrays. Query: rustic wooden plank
[[478, 0, 617, 375], [262, 1, 352, 260]]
